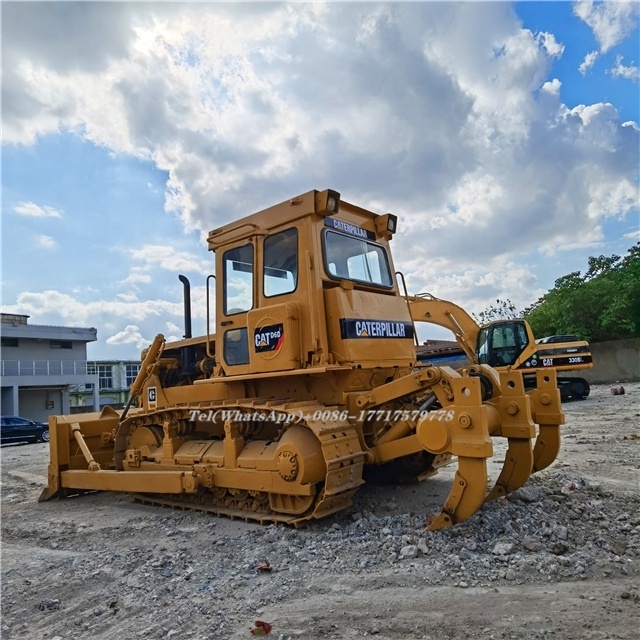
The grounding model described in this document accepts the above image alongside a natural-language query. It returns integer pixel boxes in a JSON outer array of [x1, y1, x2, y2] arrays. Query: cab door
[[248, 227, 302, 373]]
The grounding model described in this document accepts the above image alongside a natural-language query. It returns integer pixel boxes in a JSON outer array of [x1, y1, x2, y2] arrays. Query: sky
[[2, 1, 639, 360]]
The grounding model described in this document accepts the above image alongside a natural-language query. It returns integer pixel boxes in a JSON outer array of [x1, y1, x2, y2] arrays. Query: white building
[[70, 360, 141, 411], [0, 313, 100, 421]]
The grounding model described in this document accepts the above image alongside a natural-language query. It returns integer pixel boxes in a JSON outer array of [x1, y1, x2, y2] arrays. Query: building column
[[11, 385, 19, 415], [62, 388, 71, 414], [93, 384, 100, 412]]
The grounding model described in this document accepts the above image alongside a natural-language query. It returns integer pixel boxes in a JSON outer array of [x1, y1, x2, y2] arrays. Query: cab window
[[264, 228, 298, 297], [478, 322, 528, 367], [224, 328, 249, 365], [323, 230, 392, 287], [223, 243, 253, 315]]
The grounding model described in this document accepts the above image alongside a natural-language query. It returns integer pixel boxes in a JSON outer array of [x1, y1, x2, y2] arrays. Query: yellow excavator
[[408, 294, 593, 400], [40, 189, 565, 530]]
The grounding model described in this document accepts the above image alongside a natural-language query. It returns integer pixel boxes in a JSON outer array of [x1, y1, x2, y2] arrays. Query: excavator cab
[[477, 320, 531, 367]]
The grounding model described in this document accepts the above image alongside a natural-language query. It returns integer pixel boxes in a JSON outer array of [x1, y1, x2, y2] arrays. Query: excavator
[[408, 294, 593, 400], [40, 189, 565, 531]]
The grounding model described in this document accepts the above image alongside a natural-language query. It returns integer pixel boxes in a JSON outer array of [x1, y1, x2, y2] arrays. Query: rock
[[492, 542, 515, 556], [400, 545, 418, 559], [522, 538, 543, 552], [553, 525, 568, 541], [417, 538, 429, 554], [512, 486, 544, 503], [38, 599, 61, 612], [611, 539, 628, 555]]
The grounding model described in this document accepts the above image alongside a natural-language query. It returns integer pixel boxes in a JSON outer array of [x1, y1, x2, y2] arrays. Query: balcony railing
[[1, 360, 91, 377]]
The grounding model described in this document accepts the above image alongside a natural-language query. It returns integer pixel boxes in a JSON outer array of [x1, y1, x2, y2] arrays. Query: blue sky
[[2, 1, 639, 359]]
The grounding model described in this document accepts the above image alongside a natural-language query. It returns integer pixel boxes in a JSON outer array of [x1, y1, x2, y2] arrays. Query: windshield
[[477, 322, 529, 367], [477, 327, 490, 364], [323, 230, 393, 287]]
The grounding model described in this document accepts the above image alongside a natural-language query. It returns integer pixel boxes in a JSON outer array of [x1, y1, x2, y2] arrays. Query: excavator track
[[121, 400, 367, 526]]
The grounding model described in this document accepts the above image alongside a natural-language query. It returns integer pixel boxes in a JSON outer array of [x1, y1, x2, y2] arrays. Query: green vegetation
[[524, 244, 640, 343], [474, 299, 518, 324]]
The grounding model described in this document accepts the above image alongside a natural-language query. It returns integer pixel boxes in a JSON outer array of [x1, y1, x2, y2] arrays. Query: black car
[[0, 416, 50, 444], [537, 335, 581, 344]]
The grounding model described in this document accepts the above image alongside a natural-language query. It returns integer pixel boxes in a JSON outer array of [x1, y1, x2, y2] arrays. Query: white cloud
[[1, 3, 638, 357], [106, 325, 149, 350], [4, 290, 182, 325], [573, 0, 640, 53], [541, 78, 562, 95], [37, 234, 57, 249], [623, 229, 640, 241], [579, 51, 599, 76], [129, 245, 211, 275], [166, 321, 181, 334], [535, 32, 564, 59], [122, 267, 152, 285], [609, 55, 640, 82], [401, 255, 543, 321], [14, 201, 62, 218]]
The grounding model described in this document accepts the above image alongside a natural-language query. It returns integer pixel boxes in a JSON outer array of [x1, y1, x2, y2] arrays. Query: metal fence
[[1, 360, 90, 377]]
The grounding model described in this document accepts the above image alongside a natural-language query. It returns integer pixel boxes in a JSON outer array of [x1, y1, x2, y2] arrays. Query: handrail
[[206, 274, 216, 358], [0, 360, 92, 377], [396, 271, 419, 348]]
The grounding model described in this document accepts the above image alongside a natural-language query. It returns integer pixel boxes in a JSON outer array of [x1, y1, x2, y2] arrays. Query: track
[[122, 400, 368, 526]]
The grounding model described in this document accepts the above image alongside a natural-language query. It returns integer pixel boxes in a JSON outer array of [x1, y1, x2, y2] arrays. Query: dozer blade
[[39, 406, 122, 502], [427, 457, 488, 531], [485, 437, 533, 502]]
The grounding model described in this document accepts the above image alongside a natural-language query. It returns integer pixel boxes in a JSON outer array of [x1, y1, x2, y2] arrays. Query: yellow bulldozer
[[408, 294, 593, 400], [40, 189, 565, 531]]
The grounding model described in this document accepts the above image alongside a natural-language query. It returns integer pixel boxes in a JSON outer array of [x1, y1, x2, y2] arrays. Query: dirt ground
[[1, 383, 639, 640]]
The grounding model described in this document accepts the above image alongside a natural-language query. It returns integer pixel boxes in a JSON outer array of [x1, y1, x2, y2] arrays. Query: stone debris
[[1, 383, 639, 639]]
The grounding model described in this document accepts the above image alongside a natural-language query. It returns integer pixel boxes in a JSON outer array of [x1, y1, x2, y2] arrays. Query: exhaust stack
[[178, 275, 195, 376]]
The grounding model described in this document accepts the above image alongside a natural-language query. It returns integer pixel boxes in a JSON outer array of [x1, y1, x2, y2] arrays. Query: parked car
[[536, 335, 581, 344], [0, 416, 49, 444]]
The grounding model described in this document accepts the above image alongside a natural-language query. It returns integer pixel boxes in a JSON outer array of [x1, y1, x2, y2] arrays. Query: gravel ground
[[1, 383, 639, 639]]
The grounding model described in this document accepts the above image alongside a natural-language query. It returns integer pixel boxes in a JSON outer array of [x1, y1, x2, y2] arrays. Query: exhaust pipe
[[178, 275, 195, 377], [178, 275, 192, 339]]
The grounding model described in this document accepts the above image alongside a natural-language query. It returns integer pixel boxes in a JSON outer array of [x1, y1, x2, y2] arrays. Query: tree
[[524, 244, 640, 342], [474, 299, 518, 324]]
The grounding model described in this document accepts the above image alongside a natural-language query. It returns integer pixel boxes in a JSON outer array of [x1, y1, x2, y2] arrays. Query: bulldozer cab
[[208, 189, 416, 376]]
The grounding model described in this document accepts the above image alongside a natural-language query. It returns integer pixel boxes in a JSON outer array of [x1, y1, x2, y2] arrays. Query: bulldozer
[[40, 189, 565, 531], [408, 294, 593, 400]]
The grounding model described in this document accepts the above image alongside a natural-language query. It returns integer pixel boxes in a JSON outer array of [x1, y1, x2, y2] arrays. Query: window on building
[[125, 364, 140, 387], [50, 340, 72, 349], [1, 337, 19, 347], [88, 364, 113, 389]]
